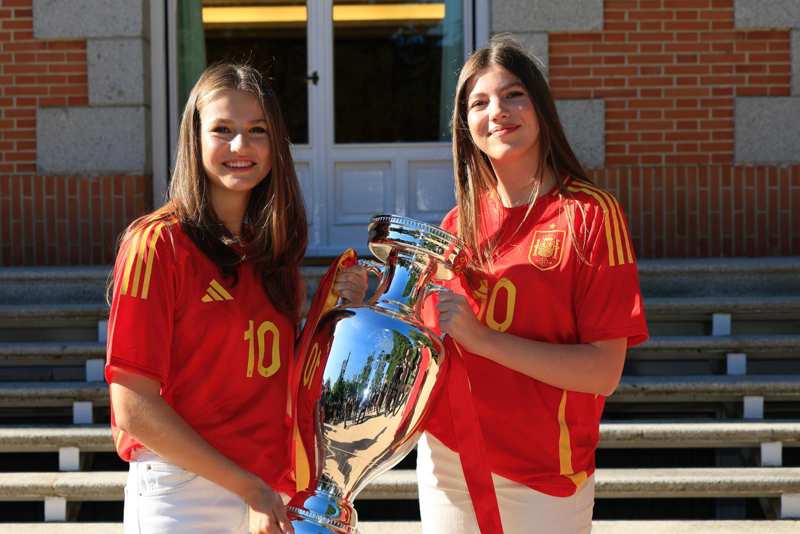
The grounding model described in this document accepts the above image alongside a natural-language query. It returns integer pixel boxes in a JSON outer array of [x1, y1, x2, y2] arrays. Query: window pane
[[333, 1, 463, 143], [202, 0, 309, 144]]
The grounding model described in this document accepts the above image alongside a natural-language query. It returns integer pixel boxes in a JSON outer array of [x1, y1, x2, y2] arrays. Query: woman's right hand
[[244, 476, 294, 534]]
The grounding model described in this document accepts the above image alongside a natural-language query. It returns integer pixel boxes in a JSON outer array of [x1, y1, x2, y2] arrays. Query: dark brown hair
[[451, 36, 590, 268], [123, 63, 307, 321]]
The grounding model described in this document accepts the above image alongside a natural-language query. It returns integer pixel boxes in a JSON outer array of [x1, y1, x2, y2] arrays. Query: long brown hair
[[452, 36, 590, 269], [124, 63, 307, 321]]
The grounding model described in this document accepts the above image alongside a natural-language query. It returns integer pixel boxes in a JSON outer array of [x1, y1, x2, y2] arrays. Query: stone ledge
[[612, 374, 800, 403], [0, 382, 108, 407], [0, 375, 796, 407], [0, 342, 105, 358], [644, 296, 800, 319], [0, 305, 108, 322], [635, 334, 800, 352], [0, 425, 110, 452], [1, 420, 799, 453], [600, 420, 800, 448], [1, 468, 799, 501]]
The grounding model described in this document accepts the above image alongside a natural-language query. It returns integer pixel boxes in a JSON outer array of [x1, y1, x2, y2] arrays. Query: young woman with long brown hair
[[105, 63, 362, 534], [417, 38, 649, 533]]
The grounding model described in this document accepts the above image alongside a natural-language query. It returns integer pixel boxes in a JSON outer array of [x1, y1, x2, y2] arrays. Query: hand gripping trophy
[[288, 214, 467, 533]]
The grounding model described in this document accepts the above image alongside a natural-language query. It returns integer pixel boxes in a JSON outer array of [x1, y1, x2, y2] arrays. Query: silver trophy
[[288, 214, 466, 533]]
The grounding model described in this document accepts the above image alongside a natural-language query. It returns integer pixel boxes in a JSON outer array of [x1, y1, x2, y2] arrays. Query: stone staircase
[[0, 258, 799, 532]]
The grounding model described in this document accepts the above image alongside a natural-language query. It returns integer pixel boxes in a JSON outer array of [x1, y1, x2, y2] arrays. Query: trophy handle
[[423, 283, 450, 299], [353, 259, 385, 305], [357, 258, 384, 278]]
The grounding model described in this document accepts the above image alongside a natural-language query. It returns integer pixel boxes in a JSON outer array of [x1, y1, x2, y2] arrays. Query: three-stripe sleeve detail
[[567, 183, 634, 267], [119, 222, 166, 300]]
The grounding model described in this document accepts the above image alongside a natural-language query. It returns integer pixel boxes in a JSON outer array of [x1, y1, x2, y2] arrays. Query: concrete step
[[0, 375, 797, 408], [598, 420, 800, 448], [611, 374, 800, 403], [631, 335, 800, 358], [0, 382, 108, 407], [3, 335, 798, 365], [645, 296, 800, 321], [0, 342, 105, 367], [2, 297, 797, 322], [3, 258, 798, 303], [1, 522, 799, 534], [0, 266, 328, 306], [625, 335, 800, 375], [636, 257, 800, 298], [1, 420, 798, 453], [0, 267, 110, 305], [1, 467, 799, 502]]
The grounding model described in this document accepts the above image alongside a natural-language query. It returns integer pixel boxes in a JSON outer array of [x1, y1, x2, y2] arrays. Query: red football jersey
[[105, 215, 295, 493], [421, 178, 648, 497]]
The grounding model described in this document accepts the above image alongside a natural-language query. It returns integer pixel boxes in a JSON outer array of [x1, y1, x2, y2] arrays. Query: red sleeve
[[105, 221, 177, 386], [573, 200, 648, 348]]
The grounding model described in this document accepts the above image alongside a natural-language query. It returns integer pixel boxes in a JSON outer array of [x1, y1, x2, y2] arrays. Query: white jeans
[[416, 433, 595, 534], [124, 450, 249, 534]]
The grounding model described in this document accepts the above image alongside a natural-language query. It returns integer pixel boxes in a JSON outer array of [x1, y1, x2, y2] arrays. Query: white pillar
[[726, 353, 747, 375], [58, 447, 80, 471], [712, 313, 731, 336], [85, 359, 104, 382], [743, 396, 764, 419], [73, 401, 93, 424], [761, 441, 783, 467], [781, 494, 800, 518]]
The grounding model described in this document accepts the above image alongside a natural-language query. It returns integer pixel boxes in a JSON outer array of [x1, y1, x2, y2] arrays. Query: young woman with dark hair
[[417, 38, 649, 534], [106, 63, 363, 534]]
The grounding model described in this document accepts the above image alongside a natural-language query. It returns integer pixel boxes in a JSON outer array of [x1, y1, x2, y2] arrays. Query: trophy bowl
[[288, 215, 466, 533]]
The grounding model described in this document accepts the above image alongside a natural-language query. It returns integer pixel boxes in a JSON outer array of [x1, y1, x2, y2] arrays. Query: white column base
[[726, 353, 747, 375], [59, 446, 80, 471], [44, 497, 66, 521], [781, 493, 800, 518], [85, 358, 104, 382], [761, 441, 783, 467], [712, 313, 732, 336], [73, 401, 93, 425], [743, 396, 764, 419]]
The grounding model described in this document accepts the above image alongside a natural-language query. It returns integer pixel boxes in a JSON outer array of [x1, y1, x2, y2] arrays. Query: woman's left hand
[[333, 264, 368, 304], [436, 289, 492, 355]]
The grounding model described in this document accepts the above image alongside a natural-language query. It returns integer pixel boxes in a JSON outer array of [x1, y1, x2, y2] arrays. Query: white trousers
[[416, 433, 595, 534], [123, 450, 249, 534]]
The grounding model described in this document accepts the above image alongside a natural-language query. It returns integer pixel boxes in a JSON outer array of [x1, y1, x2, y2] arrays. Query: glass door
[[170, 1, 475, 255], [323, 0, 467, 253]]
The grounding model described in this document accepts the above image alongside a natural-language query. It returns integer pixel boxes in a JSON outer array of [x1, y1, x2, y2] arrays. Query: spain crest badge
[[528, 229, 565, 271]]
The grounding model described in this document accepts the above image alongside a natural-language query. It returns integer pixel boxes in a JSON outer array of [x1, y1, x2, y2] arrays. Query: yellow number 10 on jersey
[[475, 277, 517, 333], [244, 320, 281, 378]]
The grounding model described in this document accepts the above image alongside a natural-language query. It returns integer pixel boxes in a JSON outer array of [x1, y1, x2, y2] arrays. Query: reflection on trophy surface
[[288, 214, 466, 533]]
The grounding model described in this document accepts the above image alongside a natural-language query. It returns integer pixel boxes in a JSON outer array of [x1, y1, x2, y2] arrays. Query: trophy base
[[287, 489, 358, 534]]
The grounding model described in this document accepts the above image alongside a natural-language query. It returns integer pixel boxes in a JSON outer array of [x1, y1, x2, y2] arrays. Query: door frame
[[150, 1, 490, 254]]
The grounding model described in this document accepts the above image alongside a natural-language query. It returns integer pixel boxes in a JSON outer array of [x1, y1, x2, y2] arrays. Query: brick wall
[[0, 0, 150, 265], [547, 0, 799, 256]]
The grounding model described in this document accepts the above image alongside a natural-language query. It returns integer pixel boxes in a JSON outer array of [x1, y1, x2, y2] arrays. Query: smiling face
[[465, 63, 541, 164], [199, 89, 272, 198]]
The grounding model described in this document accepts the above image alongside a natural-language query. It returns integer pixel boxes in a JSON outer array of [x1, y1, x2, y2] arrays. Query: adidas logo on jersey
[[201, 279, 234, 302]]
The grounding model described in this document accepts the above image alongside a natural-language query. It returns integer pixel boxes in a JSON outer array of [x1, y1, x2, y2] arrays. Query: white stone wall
[[33, 0, 150, 175]]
